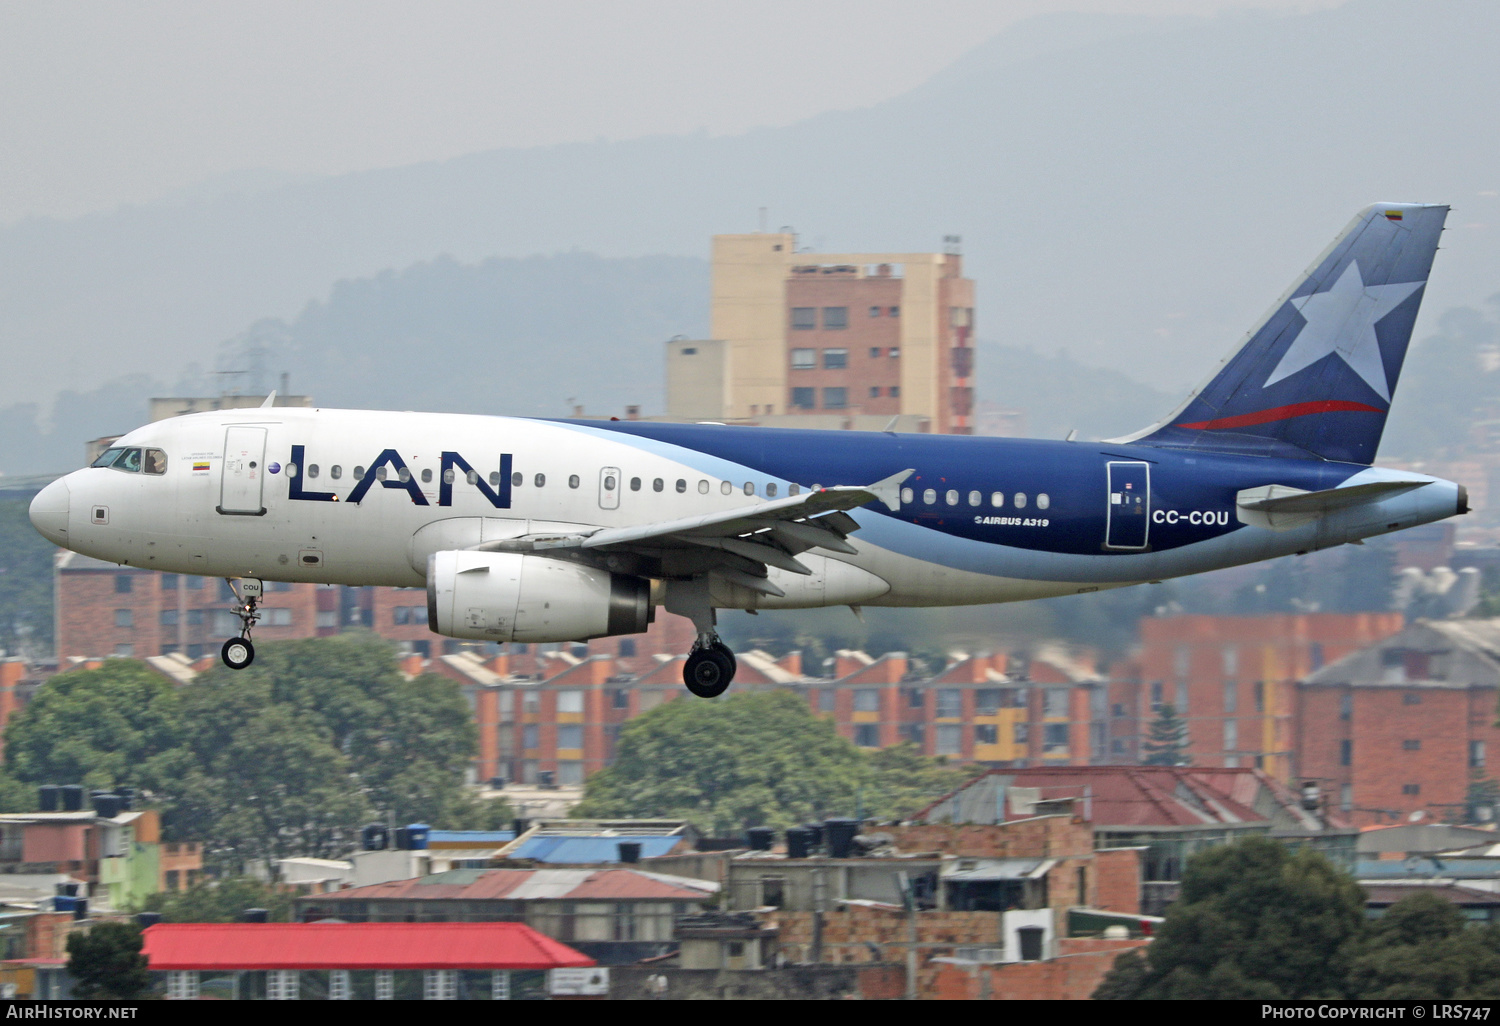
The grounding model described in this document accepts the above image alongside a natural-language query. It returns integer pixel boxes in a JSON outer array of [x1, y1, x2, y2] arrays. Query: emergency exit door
[[599, 466, 621, 510], [218, 426, 268, 516], [1105, 461, 1150, 549]]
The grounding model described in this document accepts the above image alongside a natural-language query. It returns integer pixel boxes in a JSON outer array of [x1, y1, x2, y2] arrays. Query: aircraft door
[[218, 426, 268, 516], [1105, 461, 1150, 549], [599, 467, 620, 510]]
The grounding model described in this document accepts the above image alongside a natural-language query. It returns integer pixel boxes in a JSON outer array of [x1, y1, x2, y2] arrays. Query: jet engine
[[427, 550, 653, 642]]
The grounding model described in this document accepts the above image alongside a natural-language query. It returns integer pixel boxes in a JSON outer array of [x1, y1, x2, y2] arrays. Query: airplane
[[30, 203, 1465, 698]]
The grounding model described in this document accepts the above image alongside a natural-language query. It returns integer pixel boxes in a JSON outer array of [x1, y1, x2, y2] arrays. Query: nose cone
[[29, 477, 70, 546]]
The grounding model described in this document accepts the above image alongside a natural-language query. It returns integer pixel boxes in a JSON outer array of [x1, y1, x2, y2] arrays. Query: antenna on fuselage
[[259, 390, 278, 409]]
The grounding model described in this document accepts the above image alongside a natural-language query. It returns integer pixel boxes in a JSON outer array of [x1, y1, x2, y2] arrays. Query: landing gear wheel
[[684, 647, 735, 698], [221, 637, 255, 670], [709, 640, 737, 679]]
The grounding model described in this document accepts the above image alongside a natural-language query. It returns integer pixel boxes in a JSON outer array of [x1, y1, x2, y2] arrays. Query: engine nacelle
[[427, 550, 653, 642]]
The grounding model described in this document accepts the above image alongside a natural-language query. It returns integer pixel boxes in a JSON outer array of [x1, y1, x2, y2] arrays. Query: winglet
[[865, 469, 915, 511], [259, 390, 278, 409]]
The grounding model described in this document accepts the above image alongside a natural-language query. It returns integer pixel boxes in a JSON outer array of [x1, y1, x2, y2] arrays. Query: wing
[[471, 469, 913, 597]]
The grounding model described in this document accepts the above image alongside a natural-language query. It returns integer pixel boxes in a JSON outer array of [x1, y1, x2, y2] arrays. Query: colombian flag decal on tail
[[1385, 210, 1404, 221]]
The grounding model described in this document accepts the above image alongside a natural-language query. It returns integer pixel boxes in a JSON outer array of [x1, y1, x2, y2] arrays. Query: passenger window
[[901, 487, 914, 504], [1037, 493, 1050, 510], [744, 482, 755, 496], [676, 479, 687, 493], [353, 466, 365, 480], [652, 478, 664, 492], [287, 463, 298, 478], [1015, 493, 1028, 509], [308, 464, 320, 479], [630, 477, 642, 491], [766, 483, 778, 497], [569, 475, 581, 489], [330, 465, 342, 480], [720, 481, 732, 495], [789, 484, 800, 496], [375, 466, 388, 481], [535, 473, 546, 488], [945, 490, 958, 506], [144, 449, 167, 475], [968, 490, 981, 507], [698, 480, 710, 494], [399, 467, 412, 483], [421, 468, 432, 484], [991, 492, 1004, 508], [511, 472, 522, 487], [464, 470, 476, 485], [923, 489, 936, 504]]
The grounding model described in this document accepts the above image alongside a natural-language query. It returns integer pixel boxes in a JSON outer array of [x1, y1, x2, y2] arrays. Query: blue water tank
[[405, 823, 431, 850], [53, 896, 76, 914]]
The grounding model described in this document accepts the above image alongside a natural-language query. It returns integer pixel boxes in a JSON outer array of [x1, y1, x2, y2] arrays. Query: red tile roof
[[141, 922, 593, 971]]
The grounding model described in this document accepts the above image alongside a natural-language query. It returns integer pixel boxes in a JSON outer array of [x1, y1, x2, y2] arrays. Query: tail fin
[[1113, 203, 1448, 464]]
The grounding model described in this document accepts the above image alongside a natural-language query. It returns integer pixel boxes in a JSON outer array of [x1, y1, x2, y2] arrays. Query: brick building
[[667, 234, 976, 433], [1297, 618, 1500, 826], [1114, 613, 1406, 775]]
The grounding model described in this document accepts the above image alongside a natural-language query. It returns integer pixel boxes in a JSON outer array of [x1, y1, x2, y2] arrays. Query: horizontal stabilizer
[[1236, 478, 1427, 530]]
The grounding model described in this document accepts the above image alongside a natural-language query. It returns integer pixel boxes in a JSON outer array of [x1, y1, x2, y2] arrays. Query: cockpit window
[[93, 447, 144, 473], [143, 449, 167, 475]]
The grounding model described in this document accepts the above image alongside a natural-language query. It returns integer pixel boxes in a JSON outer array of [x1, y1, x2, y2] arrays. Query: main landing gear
[[220, 578, 261, 670], [684, 635, 737, 698]]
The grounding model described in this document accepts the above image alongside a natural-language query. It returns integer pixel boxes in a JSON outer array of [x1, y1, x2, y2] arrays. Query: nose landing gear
[[219, 578, 262, 670]]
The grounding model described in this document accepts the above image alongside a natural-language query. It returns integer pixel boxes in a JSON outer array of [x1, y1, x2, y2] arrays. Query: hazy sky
[[1, 0, 1340, 222]]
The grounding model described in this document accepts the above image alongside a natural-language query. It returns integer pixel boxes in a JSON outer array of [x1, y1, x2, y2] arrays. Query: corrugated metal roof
[[508, 835, 683, 863], [941, 858, 1048, 882], [316, 867, 717, 903], [142, 922, 593, 971], [428, 830, 515, 845]]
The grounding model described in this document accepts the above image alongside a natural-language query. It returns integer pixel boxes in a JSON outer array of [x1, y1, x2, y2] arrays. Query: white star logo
[[1262, 260, 1425, 402]]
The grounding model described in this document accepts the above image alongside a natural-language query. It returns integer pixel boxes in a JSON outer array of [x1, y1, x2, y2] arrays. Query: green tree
[[66, 922, 152, 999], [4, 661, 187, 790], [1141, 703, 1190, 766], [864, 743, 973, 822], [1347, 893, 1500, 999], [1094, 836, 1366, 999], [572, 690, 869, 834], [140, 876, 295, 923]]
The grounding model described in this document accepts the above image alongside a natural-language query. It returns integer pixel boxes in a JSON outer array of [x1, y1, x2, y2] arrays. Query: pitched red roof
[[141, 922, 593, 971]]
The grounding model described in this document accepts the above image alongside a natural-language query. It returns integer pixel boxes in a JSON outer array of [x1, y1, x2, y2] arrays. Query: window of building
[[610, 688, 630, 711], [903, 723, 925, 745], [1473, 741, 1487, 769], [1044, 724, 1069, 753], [114, 643, 134, 657], [1224, 719, 1238, 752], [1014, 722, 1030, 744], [159, 574, 179, 590], [1043, 689, 1068, 719], [975, 724, 998, 745], [889, 309, 900, 320], [1339, 692, 1352, 720], [791, 387, 816, 409], [853, 689, 879, 713], [822, 387, 847, 409], [823, 348, 848, 369], [936, 724, 963, 756], [905, 687, 925, 709], [791, 307, 816, 330], [114, 608, 132, 628], [818, 689, 835, 713], [869, 386, 882, 398], [557, 725, 584, 750], [1254, 681, 1265, 714], [869, 348, 883, 360], [1176, 681, 1189, 714], [869, 308, 881, 319], [822, 307, 848, 330], [761, 878, 785, 907], [187, 610, 203, 626], [975, 689, 1001, 715], [1403, 693, 1422, 705], [1224, 681, 1237, 714], [523, 724, 540, 750], [1340, 739, 1352, 767], [791, 348, 816, 369], [1403, 739, 1421, 751], [115, 574, 132, 594], [890, 386, 900, 397], [263, 608, 292, 626], [1150, 681, 1164, 711], [1402, 784, 1421, 796], [1340, 784, 1353, 812], [935, 689, 962, 719], [855, 724, 880, 748], [160, 609, 178, 626], [558, 690, 584, 715]]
